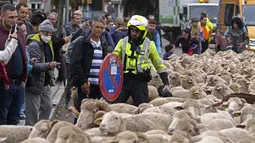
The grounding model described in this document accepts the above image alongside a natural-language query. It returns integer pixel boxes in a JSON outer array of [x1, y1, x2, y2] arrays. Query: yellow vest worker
[[112, 15, 170, 106]]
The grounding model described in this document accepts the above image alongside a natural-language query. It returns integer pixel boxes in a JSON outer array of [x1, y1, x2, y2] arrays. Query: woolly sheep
[[0, 125, 33, 143], [211, 83, 233, 99], [29, 120, 56, 139], [109, 103, 137, 114], [206, 119, 235, 131], [221, 97, 247, 114], [55, 125, 90, 143], [20, 138, 50, 143], [198, 111, 236, 125], [237, 138, 255, 143], [132, 103, 154, 114], [181, 75, 196, 90], [191, 130, 234, 143], [112, 131, 150, 143], [242, 118, 255, 138], [188, 86, 207, 99], [148, 74, 163, 89], [148, 97, 185, 106], [46, 121, 73, 143], [248, 81, 255, 95], [172, 89, 189, 99], [220, 128, 249, 142], [147, 85, 159, 101], [167, 116, 203, 136], [95, 111, 172, 135], [196, 136, 225, 143], [142, 101, 183, 116], [206, 75, 227, 87], [76, 99, 111, 130], [172, 62, 185, 73], [236, 77, 250, 93], [174, 99, 209, 117], [228, 83, 241, 93], [168, 130, 190, 143], [233, 105, 255, 126], [168, 72, 181, 87], [169, 86, 185, 93]]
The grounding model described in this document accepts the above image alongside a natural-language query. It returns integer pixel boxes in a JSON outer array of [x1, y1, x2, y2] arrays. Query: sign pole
[[65, 0, 69, 25], [44, 0, 51, 13]]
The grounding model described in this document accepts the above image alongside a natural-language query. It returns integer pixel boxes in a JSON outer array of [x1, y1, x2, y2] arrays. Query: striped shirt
[[88, 38, 103, 85]]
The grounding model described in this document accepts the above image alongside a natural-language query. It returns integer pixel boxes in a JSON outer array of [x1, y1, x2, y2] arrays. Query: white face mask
[[41, 35, 51, 43]]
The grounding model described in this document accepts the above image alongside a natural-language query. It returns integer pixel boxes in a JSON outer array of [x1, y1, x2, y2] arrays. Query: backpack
[[215, 30, 229, 52], [64, 36, 83, 64]]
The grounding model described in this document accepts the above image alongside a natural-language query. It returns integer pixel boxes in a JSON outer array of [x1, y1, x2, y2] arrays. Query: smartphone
[[11, 24, 18, 34]]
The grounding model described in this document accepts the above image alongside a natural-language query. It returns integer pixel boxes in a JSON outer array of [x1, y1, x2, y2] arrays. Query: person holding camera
[[0, 4, 28, 125], [25, 19, 57, 126]]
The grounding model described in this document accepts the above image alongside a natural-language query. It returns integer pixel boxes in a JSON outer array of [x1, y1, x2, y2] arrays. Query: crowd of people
[[0, 1, 250, 127], [0, 2, 168, 126]]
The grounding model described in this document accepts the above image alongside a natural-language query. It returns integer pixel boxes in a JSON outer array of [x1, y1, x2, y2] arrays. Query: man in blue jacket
[[147, 19, 162, 55]]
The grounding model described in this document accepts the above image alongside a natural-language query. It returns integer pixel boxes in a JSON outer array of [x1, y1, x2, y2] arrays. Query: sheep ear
[[231, 111, 241, 118], [40, 126, 49, 132], [236, 124, 246, 129], [0, 137, 7, 142], [51, 120, 59, 128], [94, 118, 102, 126], [221, 102, 229, 109], [94, 111, 106, 119], [196, 124, 207, 129], [174, 106, 184, 110], [240, 98, 247, 103]]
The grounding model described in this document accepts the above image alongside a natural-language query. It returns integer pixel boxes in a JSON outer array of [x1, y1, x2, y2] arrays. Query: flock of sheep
[[1, 49, 255, 143]]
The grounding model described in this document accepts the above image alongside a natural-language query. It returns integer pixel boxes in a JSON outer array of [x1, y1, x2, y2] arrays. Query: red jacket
[[0, 21, 27, 83], [0, 62, 10, 87]]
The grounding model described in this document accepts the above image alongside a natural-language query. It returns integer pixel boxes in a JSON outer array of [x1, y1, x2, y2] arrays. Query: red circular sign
[[99, 54, 124, 101]]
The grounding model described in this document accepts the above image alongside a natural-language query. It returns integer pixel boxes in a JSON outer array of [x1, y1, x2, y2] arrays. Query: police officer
[[113, 15, 170, 106]]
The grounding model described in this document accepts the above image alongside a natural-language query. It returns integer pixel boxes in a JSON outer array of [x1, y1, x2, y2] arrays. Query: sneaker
[[20, 115, 26, 120]]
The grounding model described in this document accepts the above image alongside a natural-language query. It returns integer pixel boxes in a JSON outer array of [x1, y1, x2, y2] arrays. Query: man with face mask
[[25, 19, 58, 126]]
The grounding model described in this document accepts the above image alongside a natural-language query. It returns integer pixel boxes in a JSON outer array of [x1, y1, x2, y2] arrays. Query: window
[[224, 4, 234, 26], [235, 5, 240, 16], [38, 4, 41, 9], [31, 3, 36, 9], [183, 7, 187, 20]]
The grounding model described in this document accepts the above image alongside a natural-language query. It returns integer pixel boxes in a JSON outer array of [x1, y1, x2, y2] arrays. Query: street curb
[[50, 84, 65, 119]]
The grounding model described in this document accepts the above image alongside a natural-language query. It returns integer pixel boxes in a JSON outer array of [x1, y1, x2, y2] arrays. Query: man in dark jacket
[[0, 4, 27, 125], [70, 16, 113, 113], [16, 2, 33, 36]]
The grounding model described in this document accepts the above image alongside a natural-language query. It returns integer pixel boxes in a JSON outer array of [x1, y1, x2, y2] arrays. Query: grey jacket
[[26, 34, 55, 94]]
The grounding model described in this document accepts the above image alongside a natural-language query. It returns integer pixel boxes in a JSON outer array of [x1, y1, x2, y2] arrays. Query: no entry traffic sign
[[99, 54, 124, 101]]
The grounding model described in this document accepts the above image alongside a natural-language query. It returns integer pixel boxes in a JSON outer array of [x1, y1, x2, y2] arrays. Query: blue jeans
[[0, 85, 25, 125]]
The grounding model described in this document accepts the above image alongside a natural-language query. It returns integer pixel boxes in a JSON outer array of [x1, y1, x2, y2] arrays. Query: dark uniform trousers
[[112, 77, 149, 107]]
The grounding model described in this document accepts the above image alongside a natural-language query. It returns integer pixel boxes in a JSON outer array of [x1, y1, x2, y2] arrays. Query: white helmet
[[127, 15, 148, 39]]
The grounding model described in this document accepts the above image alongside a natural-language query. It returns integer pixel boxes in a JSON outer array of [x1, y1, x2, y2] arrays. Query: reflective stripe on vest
[[122, 37, 151, 74]]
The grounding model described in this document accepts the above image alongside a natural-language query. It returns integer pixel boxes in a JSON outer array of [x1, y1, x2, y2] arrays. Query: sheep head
[[167, 117, 204, 136], [76, 99, 111, 130], [95, 111, 123, 135], [29, 120, 57, 139], [181, 75, 196, 90], [168, 72, 181, 87], [189, 86, 206, 99], [111, 131, 141, 143]]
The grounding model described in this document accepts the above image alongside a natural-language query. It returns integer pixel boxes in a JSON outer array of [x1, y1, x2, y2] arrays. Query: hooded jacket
[[26, 33, 55, 94]]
